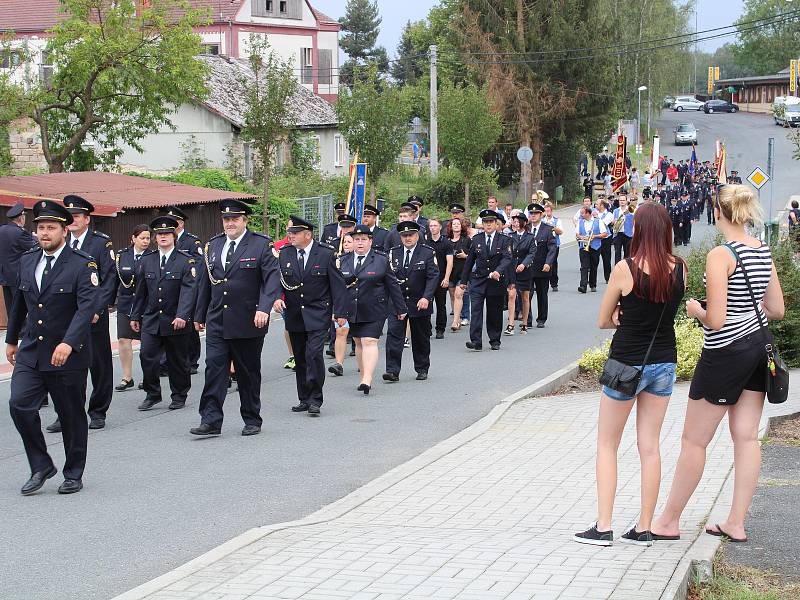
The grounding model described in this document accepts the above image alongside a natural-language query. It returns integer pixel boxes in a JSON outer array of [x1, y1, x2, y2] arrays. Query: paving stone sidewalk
[[117, 381, 799, 600]]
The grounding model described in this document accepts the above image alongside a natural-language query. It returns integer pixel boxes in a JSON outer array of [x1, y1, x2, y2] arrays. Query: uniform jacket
[[369, 225, 390, 252], [385, 222, 430, 250], [509, 231, 535, 283], [176, 230, 203, 256], [194, 230, 281, 339], [338, 251, 407, 323], [320, 222, 340, 246], [525, 223, 558, 278], [114, 246, 145, 316], [70, 230, 117, 325], [278, 241, 349, 332], [6, 245, 97, 371], [130, 249, 197, 336], [461, 231, 513, 297], [387, 244, 439, 318], [0, 222, 35, 286]]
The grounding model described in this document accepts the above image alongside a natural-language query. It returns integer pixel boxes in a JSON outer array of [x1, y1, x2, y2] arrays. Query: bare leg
[[283, 330, 293, 357], [452, 286, 464, 329], [596, 393, 635, 531], [652, 399, 727, 537], [506, 285, 517, 329], [334, 326, 349, 366], [635, 392, 671, 532], [520, 290, 531, 328], [358, 337, 378, 386], [354, 337, 363, 374], [118, 338, 133, 382]]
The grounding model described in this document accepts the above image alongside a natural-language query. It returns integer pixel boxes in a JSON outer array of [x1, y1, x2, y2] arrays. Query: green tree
[[339, 0, 388, 84], [239, 36, 297, 227], [391, 21, 424, 85], [0, 0, 209, 173], [733, 0, 800, 76], [336, 65, 411, 202], [438, 83, 502, 210]]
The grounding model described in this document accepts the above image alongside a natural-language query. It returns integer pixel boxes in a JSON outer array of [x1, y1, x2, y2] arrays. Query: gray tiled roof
[[197, 55, 338, 130]]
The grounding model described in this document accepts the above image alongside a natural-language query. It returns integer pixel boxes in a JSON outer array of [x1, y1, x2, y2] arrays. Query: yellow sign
[[707, 67, 714, 95], [791, 60, 797, 94], [747, 167, 770, 190], [714, 66, 720, 80]]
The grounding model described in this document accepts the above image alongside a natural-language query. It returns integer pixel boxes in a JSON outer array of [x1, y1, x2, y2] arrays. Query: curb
[[660, 408, 800, 600], [112, 360, 581, 600]]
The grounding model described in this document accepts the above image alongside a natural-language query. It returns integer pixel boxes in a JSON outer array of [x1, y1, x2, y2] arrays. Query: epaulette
[[91, 230, 110, 239], [318, 242, 336, 252], [373, 249, 387, 256], [389, 244, 403, 252], [117, 246, 131, 253], [141, 249, 157, 256], [251, 231, 269, 239], [209, 233, 225, 242], [177, 249, 194, 258], [73, 248, 94, 260], [184, 231, 199, 239], [23, 245, 41, 255]]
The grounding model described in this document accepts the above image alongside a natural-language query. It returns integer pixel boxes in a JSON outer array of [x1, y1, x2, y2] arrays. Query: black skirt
[[689, 331, 768, 405], [349, 319, 386, 339], [116, 311, 140, 340]]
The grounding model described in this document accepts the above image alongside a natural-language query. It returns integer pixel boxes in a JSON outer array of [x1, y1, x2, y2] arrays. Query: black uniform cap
[[287, 215, 314, 233], [397, 221, 421, 234], [337, 214, 357, 226], [33, 199, 74, 225], [163, 205, 188, 221], [513, 212, 529, 222], [363, 204, 380, 216], [150, 215, 179, 233], [479, 209, 500, 221], [449, 203, 465, 213], [352, 224, 373, 237], [219, 199, 252, 216], [334, 202, 346, 211], [408, 195, 424, 206], [7, 203, 24, 219], [527, 202, 545, 213], [63, 195, 94, 214], [399, 201, 418, 212]]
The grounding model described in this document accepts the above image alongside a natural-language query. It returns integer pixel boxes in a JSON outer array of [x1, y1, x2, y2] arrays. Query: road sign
[[747, 166, 770, 190], [516, 146, 533, 163]]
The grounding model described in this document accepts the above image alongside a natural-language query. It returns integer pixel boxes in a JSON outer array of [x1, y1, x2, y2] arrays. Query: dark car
[[703, 99, 739, 114]]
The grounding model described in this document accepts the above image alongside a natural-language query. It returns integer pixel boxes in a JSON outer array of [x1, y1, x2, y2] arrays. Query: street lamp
[[637, 85, 647, 146]]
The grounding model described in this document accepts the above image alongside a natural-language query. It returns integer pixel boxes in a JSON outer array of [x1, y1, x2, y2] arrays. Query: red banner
[[611, 134, 628, 193]]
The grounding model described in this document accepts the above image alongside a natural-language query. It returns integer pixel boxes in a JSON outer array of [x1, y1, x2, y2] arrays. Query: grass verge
[[688, 550, 800, 600]]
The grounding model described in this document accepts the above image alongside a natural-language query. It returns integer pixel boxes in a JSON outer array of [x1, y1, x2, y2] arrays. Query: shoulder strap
[[725, 243, 769, 338], [640, 302, 668, 368]]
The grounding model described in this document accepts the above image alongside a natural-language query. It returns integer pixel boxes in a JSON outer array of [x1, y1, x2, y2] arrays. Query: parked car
[[663, 96, 676, 108], [674, 123, 697, 145], [773, 96, 800, 127], [672, 96, 704, 112], [703, 99, 739, 113]]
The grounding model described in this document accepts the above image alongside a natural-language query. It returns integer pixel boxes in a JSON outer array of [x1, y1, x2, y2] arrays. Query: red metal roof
[[0, 172, 258, 217]]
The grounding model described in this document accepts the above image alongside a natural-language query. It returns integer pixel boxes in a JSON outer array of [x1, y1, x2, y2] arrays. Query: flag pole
[[340, 152, 359, 255]]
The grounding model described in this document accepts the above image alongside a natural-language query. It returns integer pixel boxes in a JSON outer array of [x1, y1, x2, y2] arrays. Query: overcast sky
[[311, 0, 746, 57]]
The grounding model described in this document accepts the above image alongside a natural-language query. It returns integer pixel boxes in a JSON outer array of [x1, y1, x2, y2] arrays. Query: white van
[[773, 96, 800, 127]]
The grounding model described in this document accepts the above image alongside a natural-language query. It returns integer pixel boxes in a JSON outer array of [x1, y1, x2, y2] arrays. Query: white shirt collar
[[403, 245, 416, 255], [42, 242, 67, 261], [297, 239, 313, 254], [226, 230, 247, 245], [354, 250, 370, 260], [159, 246, 175, 261], [70, 229, 88, 248]]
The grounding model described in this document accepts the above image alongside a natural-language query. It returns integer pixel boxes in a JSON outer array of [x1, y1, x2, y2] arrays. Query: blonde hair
[[717, 184, 763, 227]]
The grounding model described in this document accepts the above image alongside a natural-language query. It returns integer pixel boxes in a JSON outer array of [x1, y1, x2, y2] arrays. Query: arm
[[5, 270, 27, 345], [95, 241, 117, 316], [688, 246, 733, 330], [193, 257, 211, 327], [384, 264, 408, 317], [129, 269, 148, 322], [422, 253, 439, 301], [493, 238, 513, 278], [761, 263, 785, 321], [176, 260, 197, 322], [62, 262, 98, 352], [460, 240, 476, 284], [597, 261, 628, 329], [442, 254, 453, 286], [327, 250, 350, 320], [543, 232, 557, 266], [256, 241, 281, 327]]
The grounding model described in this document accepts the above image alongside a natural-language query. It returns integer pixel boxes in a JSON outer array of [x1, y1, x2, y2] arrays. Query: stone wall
[[8, 118, 48, 172]]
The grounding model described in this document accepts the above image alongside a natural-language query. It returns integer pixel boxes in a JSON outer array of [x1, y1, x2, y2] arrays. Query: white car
[[674, 123, 697, 145], [672, 96, 704, 112]]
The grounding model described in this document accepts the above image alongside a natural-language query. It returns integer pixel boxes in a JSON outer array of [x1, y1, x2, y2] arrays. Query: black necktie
[[41, 255, 53, 288], [225, 240, 236, 268], [355, 255, 364, 272], [298, 248, 306, 272], [404, 249, 411, 268], [532, 227, 538, 238], [72, 238, 79, 249], [160, 255, 166, 269], [135, 253, 141, 264], [487, 234, 493, 249]]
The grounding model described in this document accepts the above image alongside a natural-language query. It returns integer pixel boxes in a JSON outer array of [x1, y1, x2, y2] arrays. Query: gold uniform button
[[158, 287, 162, 291], [301, 305, 304, 309], [300, 294, 304, 298]]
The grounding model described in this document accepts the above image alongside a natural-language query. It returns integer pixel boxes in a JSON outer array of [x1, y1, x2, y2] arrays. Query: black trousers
[[188, 328, 201, 369], [683, 221, 692, 244], [10, 365, 88, 480], [140, 331, 191, 404], [288, 329, 327, 408], [613, 234, 631, 264], [87, 314, 113, 421], [532, 277, 550, 324], [2, 285, 15, 317], [600, 237, 613, 281], [550, 248, 560, 289], [469, 287, 503, 346], [433, 283, 448, 334], [386, 314, 431, 374], [579, 247, 600, 289], [198, 334, 265, 428]]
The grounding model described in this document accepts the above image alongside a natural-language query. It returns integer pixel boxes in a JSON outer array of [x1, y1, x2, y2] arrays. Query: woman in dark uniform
[[447, 216, 471, 332], [114, 224, 150, 391], [339, 225, 407, 394], [510, 212, 535, 334]]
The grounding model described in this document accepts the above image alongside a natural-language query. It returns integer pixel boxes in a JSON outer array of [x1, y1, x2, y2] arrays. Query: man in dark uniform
[[192, 199, 281, 436], [130, 216, 197, 412], [442, 203, 465, 233], [361, 204, 389, 251], [426, 217, 453, 338], [460, 210, 512, 351], [7, 200, 97, 495], [273, 216, 348, 416], [679, 189, 693, 246], [383, 221, 438, 382], [524, 203, 558, 328], [163, 205, 203, 373], [0, 202, 36, 315], [320, 202, 347, 245], [668, 197, 683, 246], [45, 195, 116, 432], [385, 202, 430, 249], [729, 170, 742, 184], [408, 195, 429, 228]]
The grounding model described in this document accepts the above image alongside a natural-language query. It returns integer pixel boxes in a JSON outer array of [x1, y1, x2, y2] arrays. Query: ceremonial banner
[[610, 134, 628, 193], [347, 163, 367, 223], [791, 60, 797, 94], [714, 66, 720, 80], [689, 145, 697, 176], [650, 135, 660, 174], [707, 67, 714, 95], [716, 143, 727, 185]]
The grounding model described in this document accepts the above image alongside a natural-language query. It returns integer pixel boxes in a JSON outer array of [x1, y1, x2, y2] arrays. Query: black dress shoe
[[291, 403, 310, 412], [241, 425, 261, 436], [46, 419, 62, 433], [308, 406, 321, 417], [58, 479, 83, 494], [89, 419, 105, 429], [325, 348, 336, 358], [416, 372, 428, 381], [357, 383, 371, 395], [168, 400, 185, 410], [328, 363, 344, 376], [578, 286, 587, 294], [21, 466, 57, 496], [591, 287, 597, 292], [536, 322, 546, 329], [115, 379, 134, 392], [190, 423, 221, 436], [465, 341, 482, 351], [190, 366, 199, 375], [435, 332, 444, 339], [490, 343, 501, 350], [159, 369, 168, 377], [551, 286, 559, 292], [382, 372, 399, 382], [137, 382, 145, 390], [138, 397, 162, 411]]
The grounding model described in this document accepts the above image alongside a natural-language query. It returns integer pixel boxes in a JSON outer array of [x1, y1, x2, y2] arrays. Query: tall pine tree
[[391, 21, 424, 85], [339, 0, 388, 85]]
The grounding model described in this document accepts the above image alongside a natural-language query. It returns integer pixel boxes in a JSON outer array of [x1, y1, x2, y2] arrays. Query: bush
[[420, 166, 498, 214]]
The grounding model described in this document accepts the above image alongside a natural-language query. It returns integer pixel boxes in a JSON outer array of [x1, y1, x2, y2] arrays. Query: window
[[310, 136, 321, 167], [40, 51, 54, 87], [301, 48, 313, 84], [318, 49, 332, 85], [279, 1, 288, 14], [253, 0, 273, 17], [1, 50, 23, 69], [253, 0, 300, 18], [334, 134, 344, 167], [200, 44, 220, 56]]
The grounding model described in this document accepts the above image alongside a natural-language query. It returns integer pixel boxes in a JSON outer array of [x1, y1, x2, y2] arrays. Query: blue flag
[[348, 163, 367, 223], [689, 146, 697, 176]]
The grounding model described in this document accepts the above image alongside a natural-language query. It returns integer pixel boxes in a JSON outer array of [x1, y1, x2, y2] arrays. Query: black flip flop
[[705, 524, 747, 543], [651, 532, 681, 541]]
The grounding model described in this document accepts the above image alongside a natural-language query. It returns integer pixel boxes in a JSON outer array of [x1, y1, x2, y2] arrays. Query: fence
[[296, 194, 334, 239]]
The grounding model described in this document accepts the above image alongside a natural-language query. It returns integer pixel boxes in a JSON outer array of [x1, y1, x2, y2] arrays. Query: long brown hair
[[446, 216, 469, 239], [628, 203, 678, 303]]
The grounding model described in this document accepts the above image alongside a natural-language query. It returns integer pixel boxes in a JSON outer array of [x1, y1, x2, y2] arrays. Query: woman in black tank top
[[574, 203, 686, 548]]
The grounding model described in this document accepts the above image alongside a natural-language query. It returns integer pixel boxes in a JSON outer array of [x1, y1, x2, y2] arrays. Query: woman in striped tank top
[[653, 185, 785, 544]]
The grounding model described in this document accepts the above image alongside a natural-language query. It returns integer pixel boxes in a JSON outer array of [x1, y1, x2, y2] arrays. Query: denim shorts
[[602, 362, 677, 401]]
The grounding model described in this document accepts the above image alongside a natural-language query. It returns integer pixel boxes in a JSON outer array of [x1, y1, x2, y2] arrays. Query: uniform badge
[[90, 272, 99, 286], [87, 261, 97, 269], [109, 249, 115, 260], [272, 247, 280, 258], [190, 267, 196, 278]]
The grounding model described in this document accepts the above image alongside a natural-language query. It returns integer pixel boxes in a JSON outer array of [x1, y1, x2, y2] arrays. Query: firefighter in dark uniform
[[130, 216, 197, 412], [385, 202, 430, 249], [460, 209, 513, 351], [320, 202, 348, 245], [668, 196, 683, 246], [272, 216, 348, 417], [325, 213, 356, 357], [7, 200, 97, 495], [679, 189, 692, 246], [44, 195, 116, 432], [163, 205, 203, 373], [525, 203, 558, 328], [361, 204, 389, 251], [192, 199, 281, 436], [442, 203, 465, 233], [383, 221, 438, 382], [729, 170, 742, 184], [0, 202, 36, 315], [408, 195, 429, 228]]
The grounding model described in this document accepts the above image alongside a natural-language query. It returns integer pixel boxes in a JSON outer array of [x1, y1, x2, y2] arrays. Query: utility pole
[[694, 0, 698, 95], [429, 44, 438, 176]]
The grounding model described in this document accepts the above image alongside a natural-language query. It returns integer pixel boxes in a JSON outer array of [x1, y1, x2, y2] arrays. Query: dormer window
[[252, 0, 300, 19]]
